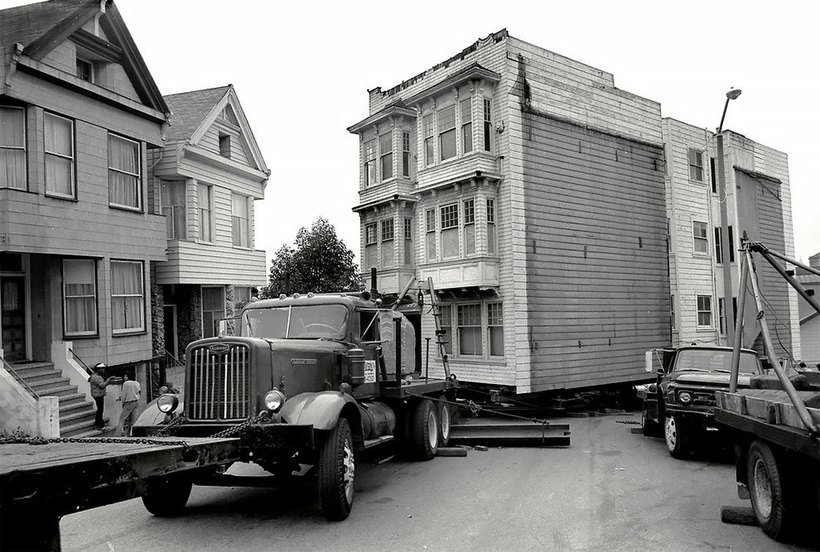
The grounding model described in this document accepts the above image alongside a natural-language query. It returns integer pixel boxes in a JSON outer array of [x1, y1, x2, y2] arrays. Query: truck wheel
[[748, 440, 795, 541], [318, 417, 355, 521], [410, 399, 439, 460], [664, 415, 691, 459], [438, 395, 451, 447], [141, 474, 193, 517]]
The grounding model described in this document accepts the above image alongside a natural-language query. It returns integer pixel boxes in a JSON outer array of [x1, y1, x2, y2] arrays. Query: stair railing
[[68, 348, 91, 374], [1, 356, 40, 398]]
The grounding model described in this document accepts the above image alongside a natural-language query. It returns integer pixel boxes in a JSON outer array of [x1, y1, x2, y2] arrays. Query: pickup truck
[[639, 345, 764, 458]]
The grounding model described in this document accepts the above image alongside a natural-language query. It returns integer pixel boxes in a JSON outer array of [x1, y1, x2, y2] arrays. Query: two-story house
[[0, 0, 169, 435], [348, 30, 671, 395], [149, 85, 269, 364], [663, 118, 799, 360]]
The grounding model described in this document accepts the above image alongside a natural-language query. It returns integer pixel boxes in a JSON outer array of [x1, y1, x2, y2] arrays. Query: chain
[[153, 413, 189, 437], [616, 420, 641, 425], [404, 391, 552, 426], [0, 433, 190, 451], [208, 411, 270, 439]]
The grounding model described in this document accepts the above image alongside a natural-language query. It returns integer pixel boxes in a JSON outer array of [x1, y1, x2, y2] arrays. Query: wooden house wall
[[520, 112, 669, 391], [199, 124, 253, 167]]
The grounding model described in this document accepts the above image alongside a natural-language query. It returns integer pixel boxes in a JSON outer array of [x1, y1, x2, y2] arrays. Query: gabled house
[[150, 85, 269, 363], [0, 0, 169, 436]]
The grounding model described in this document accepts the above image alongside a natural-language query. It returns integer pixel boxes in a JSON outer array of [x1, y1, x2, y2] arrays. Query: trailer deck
[[0, 436, 239, 552]]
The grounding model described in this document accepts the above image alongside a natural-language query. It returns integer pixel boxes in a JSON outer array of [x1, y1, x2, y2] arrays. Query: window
[[381, 219, 394, 268], [487, 302, 504, 356], [714, 227, 723, 264], [0, 107, 26, 189], [688, 149, 704, 182], [671, 295, 676, 330], [727, 226, 735, 262], [461, 99, 472, 154], [202, 286, 224, 339], [364, 139, 377, 186], [463, 199, 475, 255], [440, 203, 459, 258], [161, 181, 186, 239], [710, 157, 717, 194], [718, 297, 726, 335], [365, 222, 378, 269], [438, 105, 456, 161], [697, 295, 712, 327], [232, 194, 250, 247], [693, 221, 708, 254], [76, 58, 93, 82], [219, 133, 231, 158], [439, 305, 452, 355], [423, 114, 435, 166], [198, 184, 213, 242], [63, 259, 96, 336], [457, 304, 482, 356], [404, 218, 413, 267], [487, 199, 496, 255], [402, 131, 411, 177], [425, 209, 436, 261], [44, 112, 74, 197], [111, 261, 144, 333], [483, 99, 492, 152], [380, 133, 393, 181], [108, 133, 141, 209]]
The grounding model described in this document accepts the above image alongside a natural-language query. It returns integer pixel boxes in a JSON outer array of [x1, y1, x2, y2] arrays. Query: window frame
[[0, 106, 27, 190], [438, 105, 456, 162], [402, 131, 411, 177], [439, 300, 506, 360], [483, 98, 492, 152], [460, 98, 473, 154], [379, 132, 393, 181], [364, 138, 377, 187], [463, 198, 476, 256], [110, 260, 145, 335], [456, 303, 483, 357], [487, 302, 504, 357], [44, 111, 76, 199], [696, 294, 713, 328], [76, 58, 93, 82], [108, 132, 142, 211], [161, 180, 187, 240], [423, 114, 435, 167], [201, 285, 225, 339], [692, 220, 709, 255], [688, 148, 704, 182], [380, 218, 395, 267], [425, 209, 436, 261], [62, 258, 98, 338], [440, 203, 459, 259], [232, 193, 251, 248], [198, 183, 213, 243], [404, 217, 413, 267], [487, 198, 497, 255]]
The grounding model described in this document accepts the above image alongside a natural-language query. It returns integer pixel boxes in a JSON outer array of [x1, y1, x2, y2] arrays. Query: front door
[[1, 277, 26, 362]]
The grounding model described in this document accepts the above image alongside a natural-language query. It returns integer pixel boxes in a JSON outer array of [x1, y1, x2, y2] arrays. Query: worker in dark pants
[[117, 372, 141, 436], [88, 362, 116, 430]]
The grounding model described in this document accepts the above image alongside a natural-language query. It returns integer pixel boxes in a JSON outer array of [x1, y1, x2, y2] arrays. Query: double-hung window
[[63, 259, 97, 336], [693, 221, 709, 254], [202, 286, 224, 338], [463, 199, 476, 255], [379, 133, 393, 181], [487, 199, 497, 254], [404, 218, 413, 267], [0, 107, 26, 189], [461, 99, 472, 154], [402, 131, 411, 177], [364, 139, 377, 186], [108, 133, 141, 209], [161, 181, 186, 239], [438, 105, 456, 161], [381, 219, 394, 268], [688, 149, 704, 182], [198, 184, 213, 242], [483, 99, 492, 152], [487, 302, 504, 356], [457, 304, 482, 356], [423, 114, 435, 166], [44, 112, 74, 198], [697, 295, 712, 328], [365, 223, 378, 269], [111, 260, 144, 334], [425, 209, 436, 261], [232, 193, 250, 248], [440, 203, 459, 258]]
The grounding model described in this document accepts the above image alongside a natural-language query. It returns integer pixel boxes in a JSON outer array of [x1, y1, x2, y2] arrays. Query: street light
[[716, 88, 741, 344], [718, 88, 742, 134]]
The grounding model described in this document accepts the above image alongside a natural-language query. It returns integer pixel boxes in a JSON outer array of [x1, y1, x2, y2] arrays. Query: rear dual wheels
[[410, 399, 439, 460]]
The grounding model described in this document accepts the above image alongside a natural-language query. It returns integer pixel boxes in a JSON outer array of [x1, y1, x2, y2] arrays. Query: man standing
[[117, 372, 141, 436], [88, 363, 115, 430]]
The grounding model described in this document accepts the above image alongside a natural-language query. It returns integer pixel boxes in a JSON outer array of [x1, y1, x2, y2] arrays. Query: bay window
[[0, 107, 26, 189], [111, 260, 144, 334], [108, 133, 141, 209], [44, 112, 74, 197]]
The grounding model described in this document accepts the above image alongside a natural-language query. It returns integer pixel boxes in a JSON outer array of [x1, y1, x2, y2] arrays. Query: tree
[[266, 218, 361, 296]]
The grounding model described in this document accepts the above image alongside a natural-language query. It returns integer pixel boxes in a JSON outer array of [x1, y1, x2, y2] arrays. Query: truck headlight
[[678, 391, 693, 404], [157, 394, 179, 413], [264, 390, 286, 412]]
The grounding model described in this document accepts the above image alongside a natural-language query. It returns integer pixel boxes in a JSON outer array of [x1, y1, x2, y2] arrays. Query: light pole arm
[[718, 96, 731, 134]]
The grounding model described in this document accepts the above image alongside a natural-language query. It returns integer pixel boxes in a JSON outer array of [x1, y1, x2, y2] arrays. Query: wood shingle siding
[[521, 111, 669, 392]]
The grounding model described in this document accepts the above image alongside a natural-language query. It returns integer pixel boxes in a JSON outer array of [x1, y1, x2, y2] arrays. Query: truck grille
[[188, 344, 251, 421], [692, 391, 716, 407]]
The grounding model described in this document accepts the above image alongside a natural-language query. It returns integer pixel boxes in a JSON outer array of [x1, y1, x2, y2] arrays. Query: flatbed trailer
[[715, 238, 820, 543], [0, 436, 239, 552]]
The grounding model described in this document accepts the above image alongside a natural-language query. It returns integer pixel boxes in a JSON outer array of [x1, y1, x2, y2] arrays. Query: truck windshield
[[242, 304, 348, 339], [674, 349, 761, 375]]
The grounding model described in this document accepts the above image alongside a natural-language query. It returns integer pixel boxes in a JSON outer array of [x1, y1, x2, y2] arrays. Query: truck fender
[[133, 395, 182, 428], [280, 391, 361, 432]]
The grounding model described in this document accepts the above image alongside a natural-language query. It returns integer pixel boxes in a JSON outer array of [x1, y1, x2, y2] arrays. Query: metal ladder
[[425, 277, 451, 380]]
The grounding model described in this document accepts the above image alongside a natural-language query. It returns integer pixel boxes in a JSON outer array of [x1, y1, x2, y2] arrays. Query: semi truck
[[132, 284, 457, 521]]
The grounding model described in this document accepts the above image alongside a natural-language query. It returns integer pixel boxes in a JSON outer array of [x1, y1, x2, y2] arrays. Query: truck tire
[[141, 474, 193, 517], [318, 417, 355, 521], [664, 414, 691, 459], [410, 399, 439, 460], [438, 395, 451, 447], [641, 409, 660, 437], [747, 440, 795, 541]]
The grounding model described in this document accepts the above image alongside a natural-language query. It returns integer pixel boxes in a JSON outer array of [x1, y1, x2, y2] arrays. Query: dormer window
[[219, 133, 231, 159], [76, 58, 93, 82]]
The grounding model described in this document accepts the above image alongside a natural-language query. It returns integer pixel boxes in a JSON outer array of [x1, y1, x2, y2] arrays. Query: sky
[[5, 0, 819, 270]]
